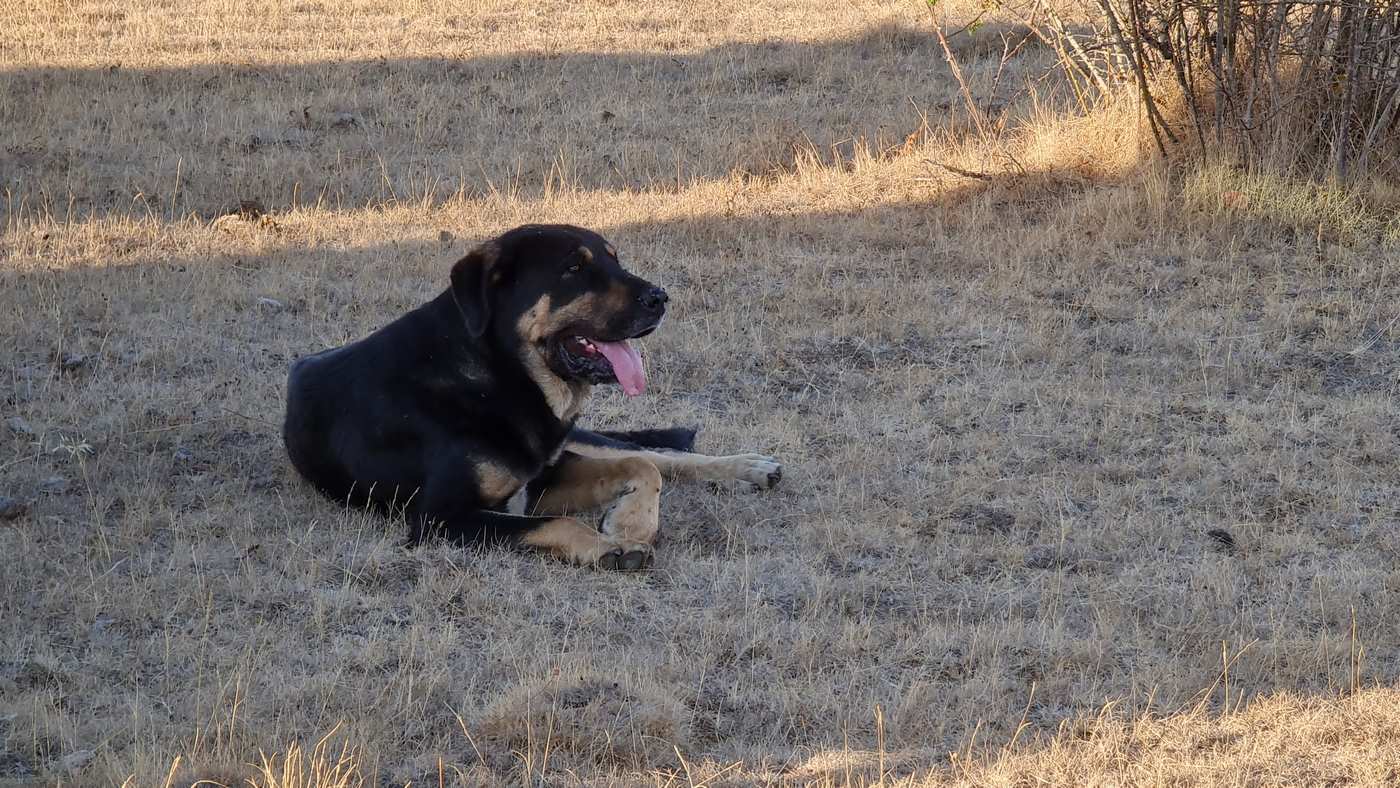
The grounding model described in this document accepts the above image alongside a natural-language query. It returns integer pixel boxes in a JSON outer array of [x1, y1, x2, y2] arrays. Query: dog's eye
[[565, 263, 582, 275]]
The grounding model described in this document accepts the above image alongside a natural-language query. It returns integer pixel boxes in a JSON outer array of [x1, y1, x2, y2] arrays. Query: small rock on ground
[[1206, 528, 1237, 553], [330, 112, 364, 129], [952, 503, 1016, 534], [1024, 545, 1058, 569], [0, 496, 27, 520]]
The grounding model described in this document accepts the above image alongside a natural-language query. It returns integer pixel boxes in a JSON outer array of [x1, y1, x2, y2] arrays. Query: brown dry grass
[[3, 1, 1400, 786]]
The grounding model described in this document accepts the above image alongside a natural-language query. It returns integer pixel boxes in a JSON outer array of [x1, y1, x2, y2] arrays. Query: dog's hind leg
[[529, 452, 662, 548], [516, 516, 651, 571], [407, 486, 650, 571]]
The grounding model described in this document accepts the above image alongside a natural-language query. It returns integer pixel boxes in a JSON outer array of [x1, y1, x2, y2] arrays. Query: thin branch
[[924, 159, 996, 180], [1098, 0, 1172, 156], [925, 1, 992, 141]]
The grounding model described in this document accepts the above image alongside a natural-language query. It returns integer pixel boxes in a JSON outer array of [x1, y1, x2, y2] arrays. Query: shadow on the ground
[[1, 22, 1054, 223]]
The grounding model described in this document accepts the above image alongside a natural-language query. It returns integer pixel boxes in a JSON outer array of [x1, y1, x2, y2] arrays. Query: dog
[[282, 224, 782, 570]]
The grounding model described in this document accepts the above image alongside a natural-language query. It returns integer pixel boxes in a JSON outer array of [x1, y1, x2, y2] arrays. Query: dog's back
[[283, 346, 360, 504]]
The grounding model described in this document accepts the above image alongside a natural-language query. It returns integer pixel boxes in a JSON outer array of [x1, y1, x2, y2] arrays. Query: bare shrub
[[1019, 0, 1400, 179]]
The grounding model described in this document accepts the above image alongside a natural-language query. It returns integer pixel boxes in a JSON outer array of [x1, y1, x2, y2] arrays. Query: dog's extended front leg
[[563, 439, 782, 490]]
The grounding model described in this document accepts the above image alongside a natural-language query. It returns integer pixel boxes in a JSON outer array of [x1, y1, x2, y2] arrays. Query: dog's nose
[[639, 286, 669, 310]]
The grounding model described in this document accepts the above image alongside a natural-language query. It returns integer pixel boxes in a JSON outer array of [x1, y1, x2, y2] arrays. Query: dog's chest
[[473, 461, 529, 510], [503, 486, 529, 515]]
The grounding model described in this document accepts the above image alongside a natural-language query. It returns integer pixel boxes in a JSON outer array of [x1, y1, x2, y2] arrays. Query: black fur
[[568, 427, 697, 454], [282, 224, 680, 548]]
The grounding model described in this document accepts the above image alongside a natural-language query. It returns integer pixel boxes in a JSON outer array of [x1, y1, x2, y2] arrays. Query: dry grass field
[[4, 1, 1400, 785]]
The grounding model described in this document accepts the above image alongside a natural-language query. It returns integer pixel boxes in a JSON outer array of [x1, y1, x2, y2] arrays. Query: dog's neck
[[431, 288, 592, 433], [528, 363, 591, 423], [506, 343, 591, 424]]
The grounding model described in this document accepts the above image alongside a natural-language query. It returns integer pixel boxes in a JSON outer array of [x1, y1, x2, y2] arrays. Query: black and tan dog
[[283, 224, 781, 570]]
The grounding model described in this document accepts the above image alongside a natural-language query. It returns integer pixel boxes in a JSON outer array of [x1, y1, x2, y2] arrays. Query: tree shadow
[[1, 22, 1056, 223]]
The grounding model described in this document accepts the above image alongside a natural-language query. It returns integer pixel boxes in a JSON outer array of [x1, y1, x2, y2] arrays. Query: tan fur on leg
[[533, 455, 662, 545], [562, 442, 782, 489], [519, 517, 646, 568]]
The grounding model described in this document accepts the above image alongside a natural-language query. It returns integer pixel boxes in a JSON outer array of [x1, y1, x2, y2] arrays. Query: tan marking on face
[[522, 292, 613, 344], [519, 294, 553, 342], [604, 282, 631, 314], [577, 245, 594, 263], [515, 294, 592, 421], [474, 461, 521, 506], [545, 292, 603, 331]]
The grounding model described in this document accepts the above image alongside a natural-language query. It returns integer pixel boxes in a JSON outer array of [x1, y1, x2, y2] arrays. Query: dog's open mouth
[[562, 334, 648, 396]]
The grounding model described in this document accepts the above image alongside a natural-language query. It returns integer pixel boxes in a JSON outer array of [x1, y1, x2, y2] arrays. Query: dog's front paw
[[721, 454, 783, 490]]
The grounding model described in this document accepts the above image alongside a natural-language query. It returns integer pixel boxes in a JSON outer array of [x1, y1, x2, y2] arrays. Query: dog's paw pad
[[619, 549, 652, 571]]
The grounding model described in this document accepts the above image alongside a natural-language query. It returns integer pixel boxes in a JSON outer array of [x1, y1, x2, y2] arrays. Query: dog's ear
[[450, 241, 501, 337]]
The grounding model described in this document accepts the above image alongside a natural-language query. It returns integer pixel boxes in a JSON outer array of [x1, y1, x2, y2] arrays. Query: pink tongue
[[594, 340, 646, 397]]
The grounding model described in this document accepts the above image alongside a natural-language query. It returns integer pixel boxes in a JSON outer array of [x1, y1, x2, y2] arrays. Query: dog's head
[[450, 224, 667, 396]]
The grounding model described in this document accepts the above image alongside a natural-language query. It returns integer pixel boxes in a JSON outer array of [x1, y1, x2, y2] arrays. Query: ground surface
[[3, 1, 1400, 785]]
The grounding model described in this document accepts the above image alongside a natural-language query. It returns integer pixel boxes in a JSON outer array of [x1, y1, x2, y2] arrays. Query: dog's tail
[[568, 426, 697, 453]]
